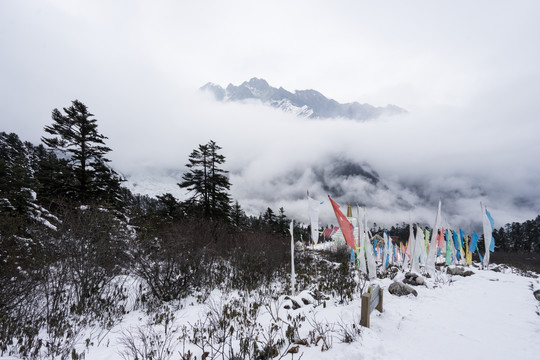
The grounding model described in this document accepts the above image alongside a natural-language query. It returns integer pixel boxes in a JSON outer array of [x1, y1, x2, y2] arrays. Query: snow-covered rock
[[447, 267, 475, 277], [388, 281, 418, 297], [403, 272, 425, 286]]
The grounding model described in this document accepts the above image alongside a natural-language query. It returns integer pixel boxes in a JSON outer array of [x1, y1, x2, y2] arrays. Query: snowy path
[[361, 270, 540, 360], [297, 269, 540, 360]]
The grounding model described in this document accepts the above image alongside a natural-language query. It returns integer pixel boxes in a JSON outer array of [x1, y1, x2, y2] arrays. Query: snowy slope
[[3, 265, 535, 360]]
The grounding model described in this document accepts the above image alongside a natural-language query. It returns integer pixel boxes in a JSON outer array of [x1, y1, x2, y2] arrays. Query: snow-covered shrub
[[131, 222, 208, 302], [307, 313, 334, 352], [227, 231, 288, 293], [119, 306, 178, 360], [336, 314, 362, 343], [0, 204, 131, 359]]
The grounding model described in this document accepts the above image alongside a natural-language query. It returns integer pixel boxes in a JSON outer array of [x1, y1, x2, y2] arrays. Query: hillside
[[2, 247, 539, 360]]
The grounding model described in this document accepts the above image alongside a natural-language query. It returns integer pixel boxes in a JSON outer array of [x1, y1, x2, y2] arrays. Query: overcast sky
[[2, 0, 540, 229]]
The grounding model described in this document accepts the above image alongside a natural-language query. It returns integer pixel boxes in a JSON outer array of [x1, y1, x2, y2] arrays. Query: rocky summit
[[201, 77, 406, 121]]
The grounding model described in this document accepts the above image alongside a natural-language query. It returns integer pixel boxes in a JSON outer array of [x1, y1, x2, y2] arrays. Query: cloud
[[108, 84, 540, 231], [1, 0, 540, 230]]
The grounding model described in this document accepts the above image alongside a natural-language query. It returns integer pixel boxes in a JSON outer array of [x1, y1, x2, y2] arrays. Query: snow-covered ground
[[333, 269, 540, 360], [2, 265, 539, 360]]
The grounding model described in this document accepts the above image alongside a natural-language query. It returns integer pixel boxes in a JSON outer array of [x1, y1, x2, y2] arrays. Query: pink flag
[[438, 227, 445, 250]]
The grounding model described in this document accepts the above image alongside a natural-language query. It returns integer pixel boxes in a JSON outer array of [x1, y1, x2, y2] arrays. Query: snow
[[123, 171, 185, 199], [29, 214, 57, 231], [282, 268, 540, 360], [362, 270, 540, 360], [270, 99, 314, 118], [27, 202, 61, 230], [2, 265, 539, 359]]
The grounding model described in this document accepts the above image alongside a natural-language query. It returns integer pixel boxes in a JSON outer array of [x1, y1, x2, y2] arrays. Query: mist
[[2, 0, 540, 230], [105, 87, 540, 231]]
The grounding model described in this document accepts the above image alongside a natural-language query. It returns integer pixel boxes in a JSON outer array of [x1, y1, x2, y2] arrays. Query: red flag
[[328, 195, 355, 249]]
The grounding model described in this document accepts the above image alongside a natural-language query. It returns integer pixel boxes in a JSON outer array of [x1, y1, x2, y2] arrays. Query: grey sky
[[1, 0, 540, 229]]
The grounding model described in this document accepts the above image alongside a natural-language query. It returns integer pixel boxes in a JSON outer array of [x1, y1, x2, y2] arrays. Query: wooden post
[[376, 287, 383, 313], [360, 285, 383, 328], [360, 291, 371, 328]]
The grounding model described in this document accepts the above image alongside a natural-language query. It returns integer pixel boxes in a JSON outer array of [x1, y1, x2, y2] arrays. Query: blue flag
[[486, 209, 495, 252], [469, 232, 479, 253], [486, 209, 494, 229], [453, 230, 461, 259], [459, 229, 465, 246]]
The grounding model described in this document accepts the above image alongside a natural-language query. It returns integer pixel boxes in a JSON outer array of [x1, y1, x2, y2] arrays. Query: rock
[[534, 289, 540, 301], [388, 281, 418, 297], [447, 267, 475, 277], [403, 272, 425, 286]]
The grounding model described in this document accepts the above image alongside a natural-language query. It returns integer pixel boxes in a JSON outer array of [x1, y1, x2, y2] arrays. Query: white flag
[[308, 195, 323, 245], [426, 200, 442, 277]]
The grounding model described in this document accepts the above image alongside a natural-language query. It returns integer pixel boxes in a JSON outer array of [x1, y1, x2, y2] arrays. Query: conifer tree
[[0, 132, 37, 214], [231, 200, 248, 229], [277, 207, 288, 235], [41, 100, 123, 206], [178, 140, 231, 220]]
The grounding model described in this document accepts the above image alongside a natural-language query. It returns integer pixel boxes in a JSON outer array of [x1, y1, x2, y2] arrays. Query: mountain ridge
[[201, 78, 407, 121]]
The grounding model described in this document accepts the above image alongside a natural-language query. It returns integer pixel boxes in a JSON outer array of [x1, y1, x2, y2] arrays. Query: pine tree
[[263, 207, 276, 225], [156, 193, 183, 219], [178, 140, 231, 220], [277, 207, 288, 235], [0, 132, 37, 214], [231, 200, 248, 230], [41, 100, 123, 206]]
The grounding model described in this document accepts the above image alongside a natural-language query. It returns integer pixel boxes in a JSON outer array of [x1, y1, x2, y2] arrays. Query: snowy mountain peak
[[201, 78, 407, 121], [245, 77, 270, 90]]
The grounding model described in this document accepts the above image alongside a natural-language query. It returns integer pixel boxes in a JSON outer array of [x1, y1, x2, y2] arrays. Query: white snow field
[[1, 265, 539, 360]]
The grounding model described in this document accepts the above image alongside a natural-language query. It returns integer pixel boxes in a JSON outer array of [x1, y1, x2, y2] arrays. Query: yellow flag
[[465, 235, 473, 265]]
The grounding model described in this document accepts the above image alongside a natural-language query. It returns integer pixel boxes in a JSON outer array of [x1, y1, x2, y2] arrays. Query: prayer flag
[[328, 195, 355, 249], [470, 232, 479, 253]]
